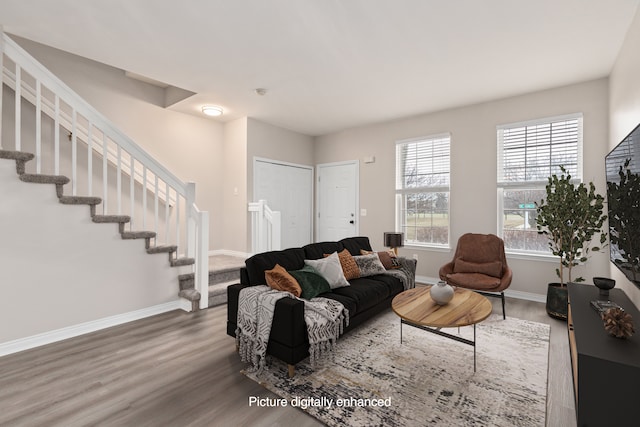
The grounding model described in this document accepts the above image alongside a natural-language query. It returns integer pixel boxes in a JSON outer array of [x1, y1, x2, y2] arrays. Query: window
[[497, 114, 583, 253], [396, 134, 450, 247]]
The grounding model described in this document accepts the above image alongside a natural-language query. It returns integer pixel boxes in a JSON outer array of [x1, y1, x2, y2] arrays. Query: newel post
[[198, 210, 209, 310], [185, 182, 196, 258]]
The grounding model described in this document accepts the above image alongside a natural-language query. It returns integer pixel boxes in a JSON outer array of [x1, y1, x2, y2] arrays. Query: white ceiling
[[1, 0, 638, 136]]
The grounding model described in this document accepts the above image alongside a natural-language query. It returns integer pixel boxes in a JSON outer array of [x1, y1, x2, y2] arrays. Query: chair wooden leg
[[288, 364, 295, 378], [501, 291, 506, 319]]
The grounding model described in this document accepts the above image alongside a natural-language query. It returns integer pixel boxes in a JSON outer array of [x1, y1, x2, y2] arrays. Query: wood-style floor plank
[[0, 297, 574, 426]]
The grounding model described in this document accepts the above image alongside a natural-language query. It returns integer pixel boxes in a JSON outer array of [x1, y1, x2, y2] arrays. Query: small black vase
[[593, 277, 616, 298], [546, 283, 568, 320]]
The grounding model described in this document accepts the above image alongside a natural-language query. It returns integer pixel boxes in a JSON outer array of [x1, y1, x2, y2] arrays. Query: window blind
[[396, 134, 450, 191], [498, 115, 582, 185]]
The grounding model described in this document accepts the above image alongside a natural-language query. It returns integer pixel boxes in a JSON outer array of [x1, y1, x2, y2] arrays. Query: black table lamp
[[384, 232, 404, 255]]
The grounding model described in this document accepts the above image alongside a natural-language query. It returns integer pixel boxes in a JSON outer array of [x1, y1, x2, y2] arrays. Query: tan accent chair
[[439, 233, 512, 319]]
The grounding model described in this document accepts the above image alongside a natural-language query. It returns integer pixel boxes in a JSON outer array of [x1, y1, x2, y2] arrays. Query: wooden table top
[[392, 286, 493, 328]]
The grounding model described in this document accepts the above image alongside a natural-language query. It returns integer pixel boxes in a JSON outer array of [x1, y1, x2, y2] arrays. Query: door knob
[[349, 220, 355, 224]]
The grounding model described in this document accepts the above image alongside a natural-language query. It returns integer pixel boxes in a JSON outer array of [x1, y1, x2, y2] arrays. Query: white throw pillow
[[304, 252, 350, 289]]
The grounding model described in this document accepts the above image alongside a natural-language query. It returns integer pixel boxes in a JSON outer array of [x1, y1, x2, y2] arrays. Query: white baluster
[[71, 110, 77, 195], [0, 37, 4, 149], [142, 165, 147, 230], [87, 123, 93, 196], [54, 95, 60, 175], [176, 195, 181, 255], [154, 174, 159, 241], [117, 145, 122, 214], [35, 81, 41, 173], [130, 156, 135, 229], [165, 182, 170, 244], [102, 133, 108, 213], [14, 64, 20, 151]]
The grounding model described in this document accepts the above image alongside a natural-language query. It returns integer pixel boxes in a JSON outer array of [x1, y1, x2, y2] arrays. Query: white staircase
[[0, 32, 209, 310]]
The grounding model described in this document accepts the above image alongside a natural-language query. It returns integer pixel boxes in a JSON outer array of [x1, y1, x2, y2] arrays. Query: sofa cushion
[[325, 248, 360, 280], [305, 252, 350, 289], [289, 265, 331, 299], [303, 241, 343, 260], [245, 247, 306, 286], [339, 236, 373, 256], [265, 264, 302, 297], [453, 258, 502, 278], [446, 272, 501, 290], [354, 254, 387, 277], [329, 276, 396, 313]]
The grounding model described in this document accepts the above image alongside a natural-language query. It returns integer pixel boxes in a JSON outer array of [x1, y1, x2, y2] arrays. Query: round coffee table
[[392, 286, 493, 371]]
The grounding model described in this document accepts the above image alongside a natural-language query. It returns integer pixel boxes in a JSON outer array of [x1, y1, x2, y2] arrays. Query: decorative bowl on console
[[593, 277, 616, 298]]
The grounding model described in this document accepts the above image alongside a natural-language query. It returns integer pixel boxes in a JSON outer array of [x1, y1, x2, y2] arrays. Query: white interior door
[[317, 161, 359, 241], [254, 158, 313, 249]]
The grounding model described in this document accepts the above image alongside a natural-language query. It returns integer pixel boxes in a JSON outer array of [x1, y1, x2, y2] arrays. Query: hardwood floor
[[0, 297, 575, 426]]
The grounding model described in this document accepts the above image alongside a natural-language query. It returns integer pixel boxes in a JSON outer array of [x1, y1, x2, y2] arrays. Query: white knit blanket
[[236, 286, 349, 372]]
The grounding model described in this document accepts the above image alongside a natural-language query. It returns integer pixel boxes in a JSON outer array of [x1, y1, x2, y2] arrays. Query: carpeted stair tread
[[121, 231, 156, 239], [179, 288, 201, 301], [209, 267, 241, 285], [208, 280, 235, 294], [0, 149, 35, 162], [178, 273, 195, 291], [171, 257, 195, 267], [19, 174, 70, 185], [147, 245, 177, 254], [179, 272, 195, 281], [208, 280, 234, 306], [59, 196, 102, 205], [92, 215, 131, 223]]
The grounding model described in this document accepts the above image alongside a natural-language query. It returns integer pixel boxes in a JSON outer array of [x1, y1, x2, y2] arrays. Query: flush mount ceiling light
[[202, 106, 223, 117]]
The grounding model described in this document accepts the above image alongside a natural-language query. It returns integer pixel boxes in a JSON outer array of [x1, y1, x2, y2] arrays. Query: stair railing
[[248, 200, 282, 254], [0, 33, 209, 309]]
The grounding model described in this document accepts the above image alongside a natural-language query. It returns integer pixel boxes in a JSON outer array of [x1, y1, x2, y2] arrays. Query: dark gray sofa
[[226, 236, 416, 375]]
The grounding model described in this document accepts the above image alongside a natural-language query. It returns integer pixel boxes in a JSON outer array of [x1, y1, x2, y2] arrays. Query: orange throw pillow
[[324, 249, 360, 280], [265, 264, 302, 297]]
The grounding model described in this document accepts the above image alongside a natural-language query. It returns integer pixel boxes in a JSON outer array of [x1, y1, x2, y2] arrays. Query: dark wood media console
[[567, 282, 640, 426]]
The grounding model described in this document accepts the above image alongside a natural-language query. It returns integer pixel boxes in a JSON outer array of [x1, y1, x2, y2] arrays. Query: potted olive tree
[[535, 167, 607, 319]]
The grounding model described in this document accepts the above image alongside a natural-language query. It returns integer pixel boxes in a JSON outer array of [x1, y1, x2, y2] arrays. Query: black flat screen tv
[[605, 122, 640, 288]]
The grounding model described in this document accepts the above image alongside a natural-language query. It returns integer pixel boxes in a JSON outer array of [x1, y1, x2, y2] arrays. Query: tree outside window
[[396, 135, 450, 247], [497, 114, 583, 253]]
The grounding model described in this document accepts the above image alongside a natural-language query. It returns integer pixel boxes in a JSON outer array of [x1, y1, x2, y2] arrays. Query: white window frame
[[497, 113, 583, 256], [395, 133, 451, 249]]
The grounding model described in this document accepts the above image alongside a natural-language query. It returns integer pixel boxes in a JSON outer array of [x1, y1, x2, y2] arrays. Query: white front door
[[317, 161, 359, 241], [254, 158, 313, 249]]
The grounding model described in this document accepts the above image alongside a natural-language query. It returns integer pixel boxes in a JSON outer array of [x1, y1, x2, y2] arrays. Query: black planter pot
[[546, 282, 568, 320]]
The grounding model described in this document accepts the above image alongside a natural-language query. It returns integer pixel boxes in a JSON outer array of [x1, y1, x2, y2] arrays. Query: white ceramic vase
[[431, 281, 454, 305]]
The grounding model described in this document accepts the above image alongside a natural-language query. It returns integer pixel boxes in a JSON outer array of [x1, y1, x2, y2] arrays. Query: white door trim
[[316, 160, 359, 241], [253, 156, 314, 245]]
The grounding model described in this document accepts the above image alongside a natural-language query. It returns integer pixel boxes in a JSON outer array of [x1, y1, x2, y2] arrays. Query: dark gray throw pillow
[[289, 265, 331, 299], [354, 253, 387, 277]]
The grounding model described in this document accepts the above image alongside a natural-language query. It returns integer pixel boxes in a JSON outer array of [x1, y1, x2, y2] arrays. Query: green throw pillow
[[289, 265, 331, 300]]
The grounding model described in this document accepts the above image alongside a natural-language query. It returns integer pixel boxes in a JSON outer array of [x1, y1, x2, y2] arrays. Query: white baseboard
[[416, 275, 439, 285], [209, 249, 250, 259], [415, 275, 545, 303], [504, 289, 546, 303], [0, 300, 187, 357]]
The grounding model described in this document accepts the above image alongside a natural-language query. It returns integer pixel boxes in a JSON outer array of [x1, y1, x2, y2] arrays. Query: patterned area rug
[[243, 309, 550, 426]]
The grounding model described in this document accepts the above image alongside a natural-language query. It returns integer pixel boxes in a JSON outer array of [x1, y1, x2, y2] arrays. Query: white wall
[[222, 117, 248, 253], [0, 160, 183, 347], [221, 117, 315, 253], [315, 79, 610, 298], [609, 6, 640, 308]]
